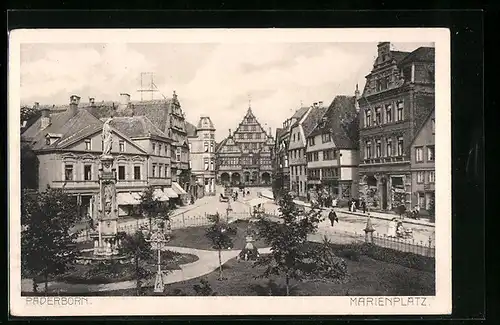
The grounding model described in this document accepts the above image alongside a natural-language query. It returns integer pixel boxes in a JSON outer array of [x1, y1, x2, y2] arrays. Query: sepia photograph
[[9, 28, 451, 316]]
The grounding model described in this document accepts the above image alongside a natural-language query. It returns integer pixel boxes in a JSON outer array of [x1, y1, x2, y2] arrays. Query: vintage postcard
[[9, 28, 451, 316]]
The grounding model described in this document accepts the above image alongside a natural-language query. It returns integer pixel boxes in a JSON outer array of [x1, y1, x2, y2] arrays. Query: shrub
[[305, 242, 434, 273], [193, 279, 217, 296], [337, 248, 360, 262]]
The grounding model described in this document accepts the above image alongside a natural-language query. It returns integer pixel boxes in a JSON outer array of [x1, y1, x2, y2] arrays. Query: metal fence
[[315, 228, 435, 257], [74, 212, 434, 257]]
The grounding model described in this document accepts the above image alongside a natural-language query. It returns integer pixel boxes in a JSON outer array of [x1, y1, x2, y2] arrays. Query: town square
[[19, 40, 436, 297]]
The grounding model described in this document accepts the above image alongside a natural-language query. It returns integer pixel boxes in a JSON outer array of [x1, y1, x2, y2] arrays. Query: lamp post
[[146, 230, 168, 293]]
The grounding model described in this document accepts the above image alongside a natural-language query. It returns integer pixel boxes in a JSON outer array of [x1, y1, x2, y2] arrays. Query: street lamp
[[145, 230, 168, 293]]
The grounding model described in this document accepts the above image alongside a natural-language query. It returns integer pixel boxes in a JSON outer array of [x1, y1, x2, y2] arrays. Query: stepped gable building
[[305, 95, 360, 202], [216, 105, 274, 186], [83, 91, 192, 198], [20, 95, 181, 223], [187, 116, 217, 198], [357, 42, 435, 211], [410, 108, 435, 213]]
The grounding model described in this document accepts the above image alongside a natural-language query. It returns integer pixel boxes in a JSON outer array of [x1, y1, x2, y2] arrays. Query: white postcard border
[[8, 28, 451, 316]]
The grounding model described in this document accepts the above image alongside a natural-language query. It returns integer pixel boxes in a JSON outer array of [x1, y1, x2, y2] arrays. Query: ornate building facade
[[358, 42, 435, 211], [216, 106, 274, 187], [20, 95, 183, 224], [187, 116, 217, 198]]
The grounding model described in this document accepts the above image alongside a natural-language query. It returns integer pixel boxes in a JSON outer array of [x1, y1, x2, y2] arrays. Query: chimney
[[268, 127, 271, 136], [69, 95, 80, 116], [119, 93, 131, 110], [318, 101, 323, 108], [377, 42, 391, 59], [89, 97, 96, 107], [34, 102, 40, 110], [40, 107, 51, 130], [229, 129, 232, 136]]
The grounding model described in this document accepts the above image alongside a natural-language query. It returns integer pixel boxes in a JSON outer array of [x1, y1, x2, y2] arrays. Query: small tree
[[21, 105, 39, 123], [119, 231, 153, 295], [21, 189, 80, 292], [254, 192, 346, 296], [139, 186, 162, 232], [205, 213, 237, 280]]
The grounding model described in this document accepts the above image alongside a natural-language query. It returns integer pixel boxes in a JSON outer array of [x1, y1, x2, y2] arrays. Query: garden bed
[[27, 251, 198, 285]]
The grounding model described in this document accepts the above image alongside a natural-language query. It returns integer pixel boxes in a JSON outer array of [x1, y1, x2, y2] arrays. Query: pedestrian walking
[[351, 200, 357, 212], [347, 198, 352, 211], [328, 208, 339, 227], [361, 199, 366, 214], [387, 218, 397, 238]]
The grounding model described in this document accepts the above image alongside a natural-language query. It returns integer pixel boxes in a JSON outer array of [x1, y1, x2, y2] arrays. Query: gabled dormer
[[44, 133, 62, 146]]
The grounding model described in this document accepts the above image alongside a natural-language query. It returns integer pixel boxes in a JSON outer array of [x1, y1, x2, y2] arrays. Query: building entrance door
[[381, 178, 388, 210]]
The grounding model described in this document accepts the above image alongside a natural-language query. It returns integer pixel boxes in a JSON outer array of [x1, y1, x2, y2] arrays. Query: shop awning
[[117, 192, 140, 205], [153, 189, 170, 202], [293, 199, 311, 208], [260, 190, 274, 200], [248, 197, 270, 207], [164, 187, 179, 198], [172, 182, 188, 196]]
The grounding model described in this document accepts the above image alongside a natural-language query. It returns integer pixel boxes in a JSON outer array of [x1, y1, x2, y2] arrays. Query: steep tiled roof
[[215, 137, 228, 153], [302, 106, 329, 138], [308, 96, 359, 149], [130, 100, 172, 133], [390, 50, 411, 64], [22, 108, 104, 151], [398, 47, 435, 65], [290, 106, 311, 128], [185, 121, 197, 137], [109, 116, 170, 139], [291, 106, 309, 120]]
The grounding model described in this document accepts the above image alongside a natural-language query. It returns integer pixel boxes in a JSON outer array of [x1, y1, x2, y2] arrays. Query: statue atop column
[[102, 117, 113, 156]]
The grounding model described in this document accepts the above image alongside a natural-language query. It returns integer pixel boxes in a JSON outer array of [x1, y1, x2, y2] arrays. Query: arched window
[[204, 142, 209, 152]]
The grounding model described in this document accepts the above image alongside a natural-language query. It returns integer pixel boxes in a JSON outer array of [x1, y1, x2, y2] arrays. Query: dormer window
[[46, 137, 51, 145]]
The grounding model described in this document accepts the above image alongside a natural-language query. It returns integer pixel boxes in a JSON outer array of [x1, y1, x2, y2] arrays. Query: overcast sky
[[20, 41, 433, 142]]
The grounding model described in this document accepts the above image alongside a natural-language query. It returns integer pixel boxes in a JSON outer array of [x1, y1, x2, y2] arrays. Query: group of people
[[347, 198, 367, 213], [386, 217, 413, 238]]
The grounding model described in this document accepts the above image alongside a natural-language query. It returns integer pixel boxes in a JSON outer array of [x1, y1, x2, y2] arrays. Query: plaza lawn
[[167, 220, 268, 250], [48, 247, 434, 296], [159, 254, 435, 296]]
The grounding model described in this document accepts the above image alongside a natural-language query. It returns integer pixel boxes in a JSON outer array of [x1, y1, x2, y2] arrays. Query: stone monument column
[[90, 117, 120, 256]]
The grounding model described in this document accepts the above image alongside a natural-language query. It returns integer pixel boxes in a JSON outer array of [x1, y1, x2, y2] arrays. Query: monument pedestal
[[90, 154, 120, 257]]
